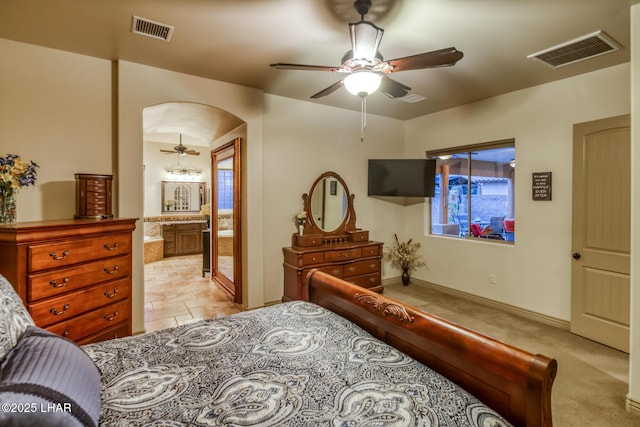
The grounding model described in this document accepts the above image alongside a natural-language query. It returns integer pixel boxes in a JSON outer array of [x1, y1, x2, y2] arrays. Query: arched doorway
[[142, 101, 245, 306]]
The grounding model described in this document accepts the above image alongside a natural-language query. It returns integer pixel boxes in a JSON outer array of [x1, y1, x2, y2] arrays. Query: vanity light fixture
[[166, 163, 201, 178]]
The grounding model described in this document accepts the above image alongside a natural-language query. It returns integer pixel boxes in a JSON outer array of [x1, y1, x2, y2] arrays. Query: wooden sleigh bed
[[0, 269, 556, 426], [307, 269, 558, 427]]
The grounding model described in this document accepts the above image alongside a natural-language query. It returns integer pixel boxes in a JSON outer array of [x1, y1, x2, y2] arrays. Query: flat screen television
[[368, 159, 436, 198]]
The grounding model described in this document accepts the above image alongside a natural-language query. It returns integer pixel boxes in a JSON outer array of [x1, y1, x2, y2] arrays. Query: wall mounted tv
[[368, 159, 436, 198]]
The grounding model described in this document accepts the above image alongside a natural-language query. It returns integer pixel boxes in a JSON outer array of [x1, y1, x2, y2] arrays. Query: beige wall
[[3, 30, 640, 414], [262, 94, 407, 303], [116, 60, 265, 332], [0, 39, 112, 221], [0, 36, 631, 322], [404, 63, 630, 322]]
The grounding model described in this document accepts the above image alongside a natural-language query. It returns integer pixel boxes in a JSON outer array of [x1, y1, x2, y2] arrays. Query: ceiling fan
[[270, 0, 463, 100], [160, 134, 200, 156]]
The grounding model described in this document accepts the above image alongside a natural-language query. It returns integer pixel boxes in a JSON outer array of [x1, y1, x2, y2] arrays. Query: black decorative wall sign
[[532, 172, 552, 201]]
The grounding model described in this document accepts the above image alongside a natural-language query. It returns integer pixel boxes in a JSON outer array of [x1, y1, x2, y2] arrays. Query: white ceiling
[[1, 0, 637, 144]]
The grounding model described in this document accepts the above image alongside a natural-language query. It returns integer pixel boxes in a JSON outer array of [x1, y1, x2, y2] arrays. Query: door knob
[[572, 252, 581, 260]]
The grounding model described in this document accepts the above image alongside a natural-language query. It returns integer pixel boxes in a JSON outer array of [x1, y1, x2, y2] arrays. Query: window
[[217, 169, 234, 210], [427, 140, 515, 242]]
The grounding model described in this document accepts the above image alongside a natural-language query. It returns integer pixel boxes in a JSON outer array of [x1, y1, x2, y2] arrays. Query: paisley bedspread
[[83, 301, 512, 426]]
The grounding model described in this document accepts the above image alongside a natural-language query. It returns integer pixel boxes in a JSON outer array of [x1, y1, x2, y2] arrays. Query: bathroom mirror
[[161, 181, 205, 213]]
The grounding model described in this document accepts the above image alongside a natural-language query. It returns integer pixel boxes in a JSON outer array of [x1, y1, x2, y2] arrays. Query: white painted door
[[571, 114, 630, 352]]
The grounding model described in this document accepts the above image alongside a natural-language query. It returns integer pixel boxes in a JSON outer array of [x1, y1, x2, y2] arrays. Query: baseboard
[[382, 277, 570, 331], [626, 395, 640, 416]]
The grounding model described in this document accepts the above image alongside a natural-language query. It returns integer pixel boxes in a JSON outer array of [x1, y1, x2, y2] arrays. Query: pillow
[[0, 326, 101, 427], [0, 274, 35, 362]]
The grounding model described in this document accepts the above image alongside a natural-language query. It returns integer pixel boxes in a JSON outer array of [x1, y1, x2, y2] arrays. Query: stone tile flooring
[[144, 254, 242, 333]]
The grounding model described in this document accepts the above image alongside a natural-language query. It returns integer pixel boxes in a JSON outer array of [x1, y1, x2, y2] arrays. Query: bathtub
[[217, 229, 233, 256], [144, 235, 164, 264]]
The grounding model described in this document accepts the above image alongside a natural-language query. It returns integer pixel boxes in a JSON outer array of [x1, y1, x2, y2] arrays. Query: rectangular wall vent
[[527, 31, 620, 69], [131, 15, 174, 42]]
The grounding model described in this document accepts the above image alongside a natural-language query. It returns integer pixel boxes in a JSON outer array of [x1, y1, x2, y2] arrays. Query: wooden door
[[571, 114, 630, 352]]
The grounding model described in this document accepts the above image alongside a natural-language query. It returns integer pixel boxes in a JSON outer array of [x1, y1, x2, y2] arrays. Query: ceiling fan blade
[[379, 76, 411, 99], [387, 47, 463, 72], [160, 150, 176, 154], [185, 150, 200, 156], [310, 80, 345, 99], [270, 63, 342, 72]]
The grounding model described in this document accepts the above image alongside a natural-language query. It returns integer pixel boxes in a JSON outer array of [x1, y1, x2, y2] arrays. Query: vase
[[298, 224, 304, 236], [0, 191, 17, 225], [401, 268, 410, 286]]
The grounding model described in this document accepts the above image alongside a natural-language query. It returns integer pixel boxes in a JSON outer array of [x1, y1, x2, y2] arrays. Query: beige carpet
[[384, 280, 638, 427]]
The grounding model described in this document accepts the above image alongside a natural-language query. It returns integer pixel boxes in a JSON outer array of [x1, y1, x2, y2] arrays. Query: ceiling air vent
[[131, 15, 174, 42], [527, 31, 620, 69]]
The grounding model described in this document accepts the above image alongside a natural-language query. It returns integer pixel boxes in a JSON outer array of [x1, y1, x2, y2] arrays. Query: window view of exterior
[[428, 141, 515, 242]]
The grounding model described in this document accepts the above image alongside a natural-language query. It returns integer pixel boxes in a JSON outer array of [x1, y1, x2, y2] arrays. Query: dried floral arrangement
[[384, 234, 426, 272]]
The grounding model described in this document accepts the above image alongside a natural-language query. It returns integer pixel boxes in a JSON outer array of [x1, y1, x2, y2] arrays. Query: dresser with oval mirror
[[282, 172, 383, 301]]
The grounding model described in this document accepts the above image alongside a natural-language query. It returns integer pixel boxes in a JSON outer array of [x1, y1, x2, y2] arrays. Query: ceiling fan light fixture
[[344, 70, 382, 97], [349, 21, 383, 62]]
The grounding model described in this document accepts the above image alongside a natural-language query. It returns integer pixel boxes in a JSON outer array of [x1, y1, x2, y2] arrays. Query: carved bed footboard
[[307, 269, 557, 427]]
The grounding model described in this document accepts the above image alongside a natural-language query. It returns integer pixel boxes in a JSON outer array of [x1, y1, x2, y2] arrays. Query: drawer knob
[[104, 242, 120, 251], [369, 264, 377, 270], [50, 304, 69, 316], [104, 265, 119, 274], [332, 269, 340, 276], [348, 267, 356, 273], [104, 288, 119, 298], [104, 311, 119, 321], [343, 253, 350, 258], [62, 330, 69, 337], [369, 277, 377, 283], [49, 277, 69, 288], [49, 250, 69, 260]]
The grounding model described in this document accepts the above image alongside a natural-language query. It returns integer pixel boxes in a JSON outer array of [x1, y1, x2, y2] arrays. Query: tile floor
[[144, 254, 242, 333]]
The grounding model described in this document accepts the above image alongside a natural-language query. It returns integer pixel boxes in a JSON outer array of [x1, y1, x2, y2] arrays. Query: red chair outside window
[[503, 219, 515, 241]]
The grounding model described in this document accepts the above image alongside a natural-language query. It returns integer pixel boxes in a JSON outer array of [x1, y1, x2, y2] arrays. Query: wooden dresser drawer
[[28, 232, 131, 272], [346, 273, 381, 290], [85, 180, 106, 191], [301, 252, 324, 265], [315, 265, 343, 278], [45, 299, 130, 342], [77, 322, 129, 345], [28, 254, 130, 301], [29, 278, 130, 327], [326, 248, 361, 262], [361, 244, 381, 257], [344, 259, 380, 278]]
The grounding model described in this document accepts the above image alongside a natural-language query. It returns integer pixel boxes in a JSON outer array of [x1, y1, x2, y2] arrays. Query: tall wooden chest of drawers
[[75, 173, 113, 219], [0, 218, 137, 344], [283, 240, 383, 302]]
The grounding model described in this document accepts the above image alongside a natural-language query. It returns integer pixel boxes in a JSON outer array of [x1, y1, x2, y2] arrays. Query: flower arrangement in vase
[[384, 234, 426, 285], [0, 154, 39, 224], [295, 210, 307, 235]]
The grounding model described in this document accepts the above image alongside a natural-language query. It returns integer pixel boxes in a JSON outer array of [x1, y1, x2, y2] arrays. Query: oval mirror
[[308, 173, 349, 232]]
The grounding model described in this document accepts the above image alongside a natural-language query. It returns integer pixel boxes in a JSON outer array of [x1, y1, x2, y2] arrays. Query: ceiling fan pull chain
[[360, 96, 366, 142]]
